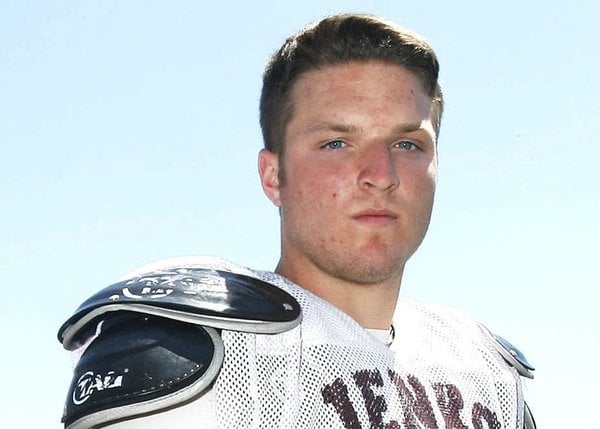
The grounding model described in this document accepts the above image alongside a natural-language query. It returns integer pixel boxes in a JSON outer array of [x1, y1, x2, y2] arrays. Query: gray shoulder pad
[[58, 267, 302, 350], [62, 314, 223, 429], [480, 325, 535, 379], [480, 325, 536, 428]]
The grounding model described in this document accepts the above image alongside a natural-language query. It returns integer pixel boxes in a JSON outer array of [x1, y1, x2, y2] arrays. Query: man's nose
[[357, 145, 399, 192]]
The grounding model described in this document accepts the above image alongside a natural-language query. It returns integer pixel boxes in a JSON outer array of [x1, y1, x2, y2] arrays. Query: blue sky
[[1, 1, 598, 427]]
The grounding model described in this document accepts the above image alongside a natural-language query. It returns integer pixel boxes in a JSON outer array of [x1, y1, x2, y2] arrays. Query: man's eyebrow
[[304, 122, 363, 134], [394, 122, 429, 133], [304, 121, 428, 135]]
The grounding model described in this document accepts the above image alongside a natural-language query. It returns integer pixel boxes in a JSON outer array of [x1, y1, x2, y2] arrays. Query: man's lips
[[351, 209, 398, 226]]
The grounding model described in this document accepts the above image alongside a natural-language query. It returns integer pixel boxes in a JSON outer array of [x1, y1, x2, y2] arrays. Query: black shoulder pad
[[59, 267, 301, 350], [63, 314, 223, 428]]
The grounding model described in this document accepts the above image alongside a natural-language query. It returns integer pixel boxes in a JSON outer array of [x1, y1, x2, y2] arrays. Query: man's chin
[[329, 255, 405, 286]]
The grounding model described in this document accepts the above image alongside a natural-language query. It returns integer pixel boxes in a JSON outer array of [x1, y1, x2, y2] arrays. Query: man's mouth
[[352, 209, 398, 226]]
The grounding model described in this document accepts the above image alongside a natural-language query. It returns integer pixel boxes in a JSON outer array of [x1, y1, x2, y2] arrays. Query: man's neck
[[275, 258, 402, 330]]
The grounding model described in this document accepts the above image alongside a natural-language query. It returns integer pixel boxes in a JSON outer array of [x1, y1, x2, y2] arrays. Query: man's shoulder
[[393, 298, 502, 362], [395, 297, 483, 334], [58, 256, 302, 428], [394, 297, 534, 376]]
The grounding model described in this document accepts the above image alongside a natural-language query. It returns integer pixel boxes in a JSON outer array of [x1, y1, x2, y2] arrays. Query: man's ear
[[258, 149, 282, 207]]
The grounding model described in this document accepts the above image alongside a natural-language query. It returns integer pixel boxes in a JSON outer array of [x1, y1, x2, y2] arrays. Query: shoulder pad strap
[[480, 324, 535, 379], [524, 401, 537, 429], [63, 314, 223, 429], [58, 267, 301, 350]]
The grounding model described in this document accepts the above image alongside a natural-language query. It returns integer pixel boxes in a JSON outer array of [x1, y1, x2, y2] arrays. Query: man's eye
[[396, 140, 418, 151], [323, 139, 346, 150]]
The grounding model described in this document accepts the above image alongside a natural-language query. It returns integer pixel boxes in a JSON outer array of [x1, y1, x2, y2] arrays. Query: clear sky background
[[1, 1, 598, 428]]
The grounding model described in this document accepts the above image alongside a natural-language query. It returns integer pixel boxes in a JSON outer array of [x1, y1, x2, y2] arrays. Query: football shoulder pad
[[58, 265, 302, 428], [62, 315, 223, 428], [480, 325, 535, 379], [480, 325, 536, 429], [58, 266, 302, 350]]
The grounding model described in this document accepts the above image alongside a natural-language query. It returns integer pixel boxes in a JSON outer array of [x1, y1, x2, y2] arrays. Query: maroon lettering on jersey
[[322, 377, 362, 429], [353, 369, 388, 428], [388, 370, 439, 429], [471, 402, 501, 429], [322, 368, 508, 429], [433, 383, 468, 429]]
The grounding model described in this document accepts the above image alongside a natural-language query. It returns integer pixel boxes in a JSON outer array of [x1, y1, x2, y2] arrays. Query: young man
[[59, 14, 534, 428]]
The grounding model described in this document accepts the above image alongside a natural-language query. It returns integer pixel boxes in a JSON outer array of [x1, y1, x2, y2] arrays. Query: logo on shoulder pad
[[72, 369, 128, 405]]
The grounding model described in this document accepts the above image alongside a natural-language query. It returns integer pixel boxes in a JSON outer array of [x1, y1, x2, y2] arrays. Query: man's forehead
[[289, 63, 434, 119], [293, 60, 430, 94], [287, 61, 436, 123]]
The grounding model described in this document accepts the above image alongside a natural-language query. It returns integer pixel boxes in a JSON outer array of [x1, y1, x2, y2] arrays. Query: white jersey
[[105, 258, 523, 429]]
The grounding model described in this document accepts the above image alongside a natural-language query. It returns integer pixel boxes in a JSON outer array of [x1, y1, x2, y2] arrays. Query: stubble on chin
[[306, 241, 407, 287]]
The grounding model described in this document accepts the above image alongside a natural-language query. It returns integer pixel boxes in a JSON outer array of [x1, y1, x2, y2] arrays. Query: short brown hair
[[260, 13, 444, 158]]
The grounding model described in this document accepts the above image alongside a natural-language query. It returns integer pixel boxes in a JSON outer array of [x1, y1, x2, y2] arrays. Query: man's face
[[259, 61, 438, 286]]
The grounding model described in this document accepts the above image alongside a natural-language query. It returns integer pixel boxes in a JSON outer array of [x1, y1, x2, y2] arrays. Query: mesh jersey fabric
[[93, 256, 522, 428], [216, 269, 522, 429]]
